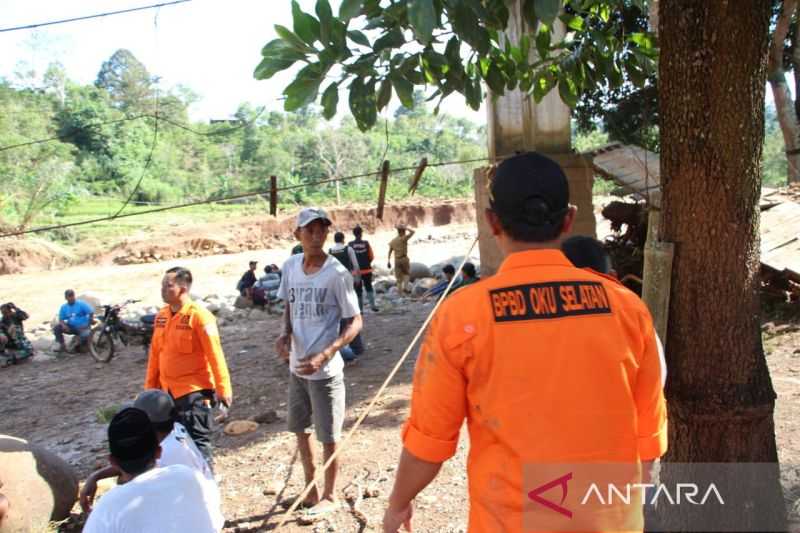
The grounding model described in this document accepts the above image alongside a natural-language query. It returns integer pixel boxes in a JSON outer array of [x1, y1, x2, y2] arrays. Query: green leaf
[[255, 39, 306, 80], [329, 19, 349, 58], [485, 62, 506, 94], [349, 77, 377, 131], [629, 32, 654, 49], [557, 75, 578, 107], [291, 2, 320, 46], [339, 0, 363, 20], [283, 63, 327, 111], [445, 36, 461, 64], [321, 82, 339, 119], [535, 25, 550, 59], [464, 75, 483, 110], [451, 3, 491, 55], [391, 75, 414, 108], [408, 0, 436, 44], [348, 30, 371, 47], [374, 27, 405, 51], [532, 70, 555, 102], [254, 56, 296, 80], [316, 0, 333, 45], [377, 78, 392, 110], [564, 15, 584, 31], [260, 39, 306, 61], [275, 25, 312, 53], [533, 0, 561, 26]]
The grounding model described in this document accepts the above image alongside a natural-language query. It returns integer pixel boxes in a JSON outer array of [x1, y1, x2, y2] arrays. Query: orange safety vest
[[145, 300, 232, 400], [402, 249, 667, 532]]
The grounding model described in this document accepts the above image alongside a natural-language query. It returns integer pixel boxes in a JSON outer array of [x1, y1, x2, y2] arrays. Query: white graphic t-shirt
[[278, 253, 361, 380]]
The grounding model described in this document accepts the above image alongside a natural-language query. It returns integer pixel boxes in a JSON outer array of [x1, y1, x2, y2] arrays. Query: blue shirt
[[59, 300, 94, 329]]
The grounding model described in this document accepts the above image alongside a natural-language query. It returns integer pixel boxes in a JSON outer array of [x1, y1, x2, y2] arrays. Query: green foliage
[[255, 0, 658, 131], [0, 49, 490, 240]]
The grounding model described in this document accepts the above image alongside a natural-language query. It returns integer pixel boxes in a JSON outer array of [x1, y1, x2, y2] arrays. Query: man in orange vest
[[382, 152, 667, 532], [145, 266, 232, 462]]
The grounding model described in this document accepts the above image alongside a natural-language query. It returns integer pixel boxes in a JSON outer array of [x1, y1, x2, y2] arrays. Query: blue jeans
[[53, 324, 91, 346], [339, 319, 364, 361]]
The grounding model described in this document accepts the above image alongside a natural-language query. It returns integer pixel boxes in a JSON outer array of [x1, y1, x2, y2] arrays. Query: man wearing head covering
[[79, 390, 219, 520], [387, 223, 415, 295], [82, 407, 220, 533], [275, 207, 362, 518], [382, 152, 667, 533]]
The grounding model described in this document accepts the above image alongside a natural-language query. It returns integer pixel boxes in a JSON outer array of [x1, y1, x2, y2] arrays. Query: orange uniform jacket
[[145, 300, 232, 400], [403, 250, 667, 532]]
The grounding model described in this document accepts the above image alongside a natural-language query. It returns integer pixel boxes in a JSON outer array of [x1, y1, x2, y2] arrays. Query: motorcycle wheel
[[90, 330, 115, 363]]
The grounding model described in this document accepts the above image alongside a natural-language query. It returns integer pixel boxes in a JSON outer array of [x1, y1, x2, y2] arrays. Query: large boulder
[[0, 435, 78, 532], [373, 279, 396, 294], [412, 277, 438, 297], [409, 263, 432, 281], [76, 292, 110, 314]]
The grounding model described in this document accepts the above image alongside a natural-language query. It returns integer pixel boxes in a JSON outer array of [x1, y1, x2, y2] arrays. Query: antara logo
[[528, 472, 573, 518]]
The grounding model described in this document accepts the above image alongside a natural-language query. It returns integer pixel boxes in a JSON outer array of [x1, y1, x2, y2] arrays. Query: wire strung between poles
[[270, 237, 479, 530], [0, 154, 515, 239]]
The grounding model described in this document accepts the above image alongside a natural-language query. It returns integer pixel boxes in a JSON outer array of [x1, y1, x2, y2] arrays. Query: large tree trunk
[[657, 1, 786, 530], [769, 0, 800, 185]]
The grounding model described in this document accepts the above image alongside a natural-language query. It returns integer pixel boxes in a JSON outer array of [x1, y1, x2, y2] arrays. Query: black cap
[[108, 407, 159, 461], [490, 152, 570, 228]]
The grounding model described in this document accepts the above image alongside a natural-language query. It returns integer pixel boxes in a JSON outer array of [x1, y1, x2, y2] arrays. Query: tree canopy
[[255, 0, 657, 130]]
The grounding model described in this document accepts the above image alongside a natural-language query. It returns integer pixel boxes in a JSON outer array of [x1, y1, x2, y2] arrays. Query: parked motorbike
[[90, 299, 156, 363]]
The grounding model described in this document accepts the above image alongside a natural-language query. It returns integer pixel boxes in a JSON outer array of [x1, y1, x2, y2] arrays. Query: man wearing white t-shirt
[[80, 391, 221, 529], [275, 207, 362, 518], [83, 407, 219, 533]]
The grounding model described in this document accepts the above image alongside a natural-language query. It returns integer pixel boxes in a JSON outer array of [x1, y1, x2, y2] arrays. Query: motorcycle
[[90, 299, 156, 363]]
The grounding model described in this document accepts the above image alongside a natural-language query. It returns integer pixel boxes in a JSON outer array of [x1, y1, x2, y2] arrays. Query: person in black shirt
[[236, 261, 259, 297], [348, 226, 379, 312]]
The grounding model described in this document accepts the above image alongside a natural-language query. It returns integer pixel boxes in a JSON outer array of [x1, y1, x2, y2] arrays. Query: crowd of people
[[1, 152, 666, 533]]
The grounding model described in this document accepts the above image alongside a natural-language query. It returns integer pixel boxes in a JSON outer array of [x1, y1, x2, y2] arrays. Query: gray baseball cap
[[297, 207, 332, 229], [133, 389, 176, 424]]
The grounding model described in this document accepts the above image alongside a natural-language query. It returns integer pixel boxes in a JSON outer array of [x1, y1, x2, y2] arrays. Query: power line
[[0, 155, 498, 239], [112, 6, 163, 218], [0, 0, 190, 33]]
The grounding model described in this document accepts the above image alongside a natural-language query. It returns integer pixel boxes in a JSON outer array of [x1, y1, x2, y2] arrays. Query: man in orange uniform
[[383, 152, 667, 532], [145, 266, 233, 462]]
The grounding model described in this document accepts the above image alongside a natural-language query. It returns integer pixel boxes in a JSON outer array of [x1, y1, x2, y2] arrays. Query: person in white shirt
[[82, 407, 219, 533], [80, 391, 222, 529]]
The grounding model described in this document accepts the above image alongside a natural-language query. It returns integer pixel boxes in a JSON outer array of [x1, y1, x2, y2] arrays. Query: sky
[[0, 0, 485, 123]]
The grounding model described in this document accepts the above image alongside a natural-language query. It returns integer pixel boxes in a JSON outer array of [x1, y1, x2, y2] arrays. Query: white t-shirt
[[278, 253, 361, 380], [83, 465, 220, 533], [159, 422, 213, 483]]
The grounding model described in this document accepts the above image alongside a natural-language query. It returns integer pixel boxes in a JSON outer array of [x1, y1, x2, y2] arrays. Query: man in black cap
[[383, 152, 667, 532], [79, 390, 218, 522], [82, 407, 219, 532]]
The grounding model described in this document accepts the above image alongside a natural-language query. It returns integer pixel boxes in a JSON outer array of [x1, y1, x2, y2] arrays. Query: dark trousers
[[173, 390, 216, 462], [354, 273, 374, 311], [340, 319, 364, 356]]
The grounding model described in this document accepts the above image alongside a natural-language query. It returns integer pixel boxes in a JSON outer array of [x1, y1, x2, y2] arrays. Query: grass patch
[[96, 403, 122, 424]]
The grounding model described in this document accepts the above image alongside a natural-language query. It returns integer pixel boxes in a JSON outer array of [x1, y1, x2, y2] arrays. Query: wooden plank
[[376, 160, 390, 220]]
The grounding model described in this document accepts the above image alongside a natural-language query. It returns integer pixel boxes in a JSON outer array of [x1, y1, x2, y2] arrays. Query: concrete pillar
[[475, 1, 595, 276], [475, 155, 595, 276]]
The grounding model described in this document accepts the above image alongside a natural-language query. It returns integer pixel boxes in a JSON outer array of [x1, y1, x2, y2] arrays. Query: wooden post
[[269, 175, 277, 217], [641, 204, 674, 347], [376, 160, 390, 220], [408, 157, 428, 196]]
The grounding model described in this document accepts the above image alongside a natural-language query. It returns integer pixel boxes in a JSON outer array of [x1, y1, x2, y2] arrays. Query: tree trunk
[[657, 1, 786, 530], [769, 0, 800, 184]]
